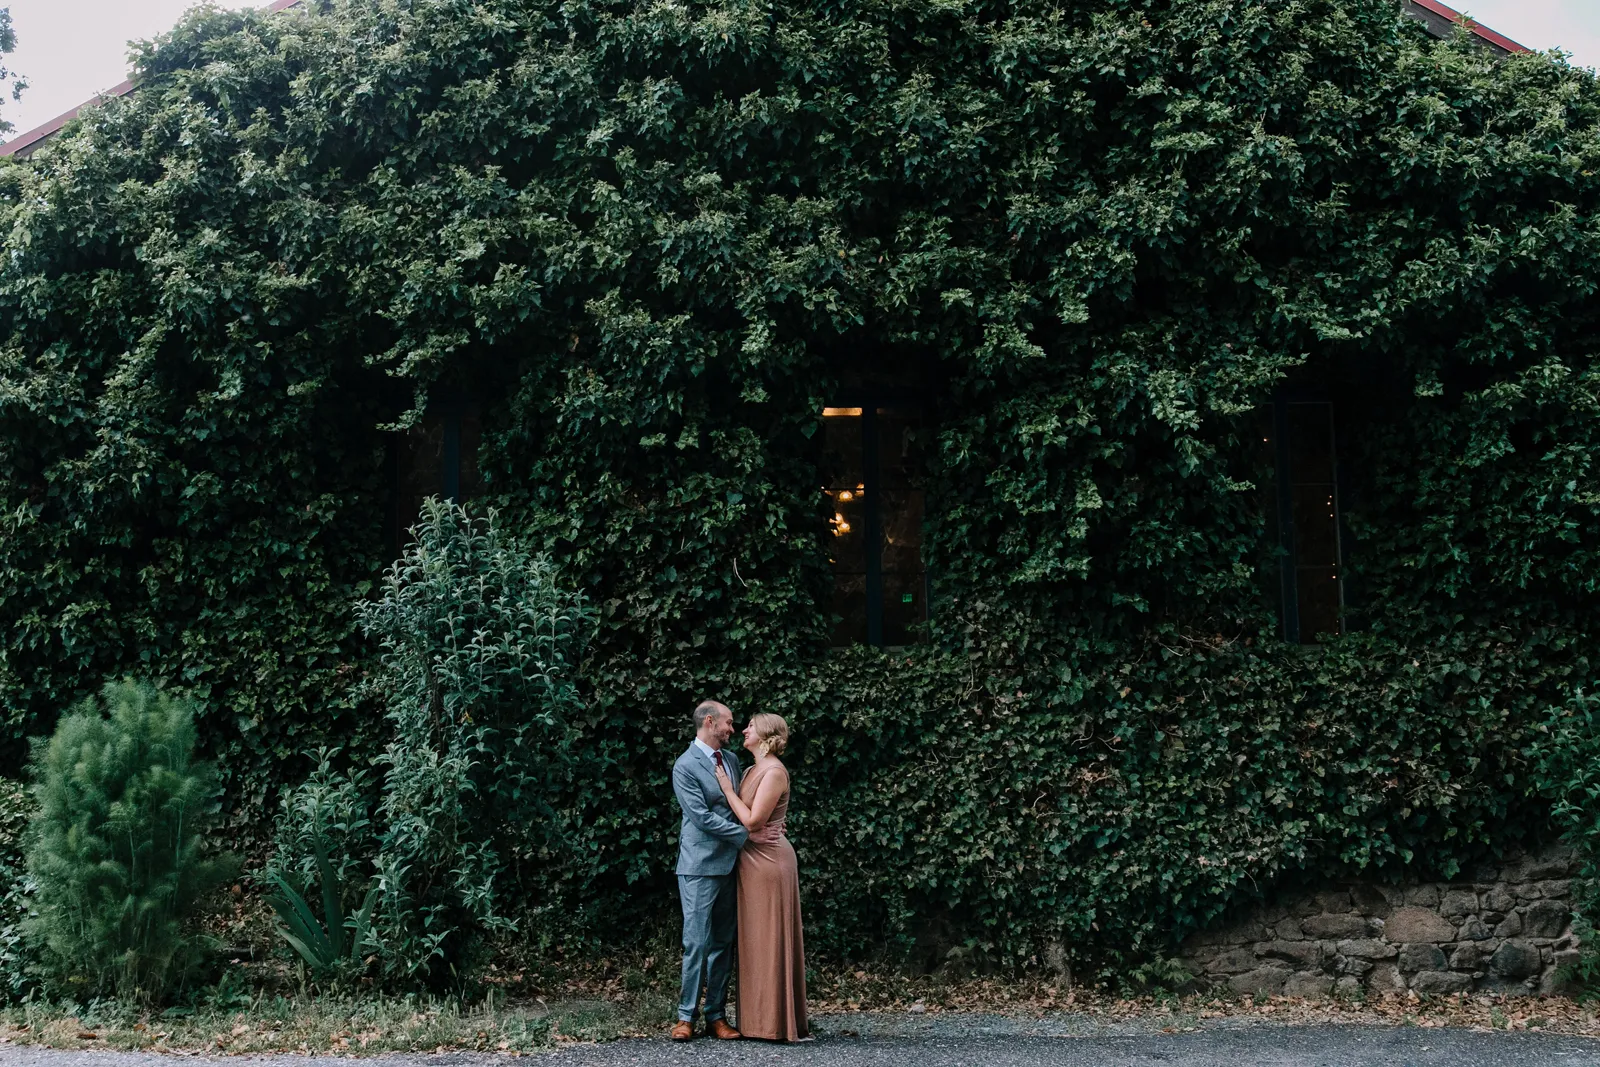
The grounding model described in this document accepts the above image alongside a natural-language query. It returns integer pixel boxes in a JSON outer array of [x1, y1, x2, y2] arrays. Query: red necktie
[[714, 750, 724, 772]]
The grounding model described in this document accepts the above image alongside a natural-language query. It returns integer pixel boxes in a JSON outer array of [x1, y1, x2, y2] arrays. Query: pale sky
[[1, 0, 1597, 142]]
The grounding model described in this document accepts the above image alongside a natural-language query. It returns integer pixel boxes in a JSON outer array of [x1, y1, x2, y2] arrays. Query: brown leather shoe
[[670, 1021, 694, 1041], [708, 1019, 743, 1040]]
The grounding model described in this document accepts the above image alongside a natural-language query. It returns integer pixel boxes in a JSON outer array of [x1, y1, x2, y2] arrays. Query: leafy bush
[[1120, 957, 1195, 998], [266, 501, 591, 983], [0, 0, 1598, 971], [0, 778, 36, 1001], [264, 749, 378, 983], [361, 499, 591, 980], [267, 749, 375, 909], [26, 680, 236, 1002]]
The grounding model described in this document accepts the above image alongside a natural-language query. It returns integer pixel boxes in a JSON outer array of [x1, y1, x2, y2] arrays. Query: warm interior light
[[838, 490, 854, 501], [822, 406, 863, 417]]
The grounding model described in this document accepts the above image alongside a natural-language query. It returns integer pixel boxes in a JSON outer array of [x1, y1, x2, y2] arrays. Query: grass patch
[[0, 990, 678, 1054]]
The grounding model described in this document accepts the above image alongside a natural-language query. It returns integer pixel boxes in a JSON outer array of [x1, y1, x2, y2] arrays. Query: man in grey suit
[[670, 699, 746, 1041]]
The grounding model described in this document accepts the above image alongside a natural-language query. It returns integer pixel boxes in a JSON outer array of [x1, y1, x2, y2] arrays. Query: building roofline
[[0, 78, 134, 158], [0, 0, 303, 159], [0, 0, 1535, 160], [1408, 0, 1531, 55]]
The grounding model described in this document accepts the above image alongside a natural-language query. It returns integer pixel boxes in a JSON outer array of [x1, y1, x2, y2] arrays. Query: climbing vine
[[0, 0, 1596, 968]]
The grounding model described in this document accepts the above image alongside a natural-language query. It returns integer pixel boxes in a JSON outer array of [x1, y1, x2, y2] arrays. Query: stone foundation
[[1180, 846, 1583, 998]]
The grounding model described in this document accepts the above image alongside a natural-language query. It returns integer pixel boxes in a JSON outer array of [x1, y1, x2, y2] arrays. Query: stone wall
[[1180, 846, 1584, 998]]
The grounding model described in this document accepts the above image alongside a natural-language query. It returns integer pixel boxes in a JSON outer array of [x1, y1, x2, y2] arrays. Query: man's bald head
[[693, 700, 734, 749], [694, 700, 728, 730]]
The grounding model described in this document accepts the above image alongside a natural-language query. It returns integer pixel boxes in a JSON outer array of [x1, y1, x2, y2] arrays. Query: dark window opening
[[821, 403, 927, 646], [1267, 397, 1344, 643], [388, 402, 482, 553]]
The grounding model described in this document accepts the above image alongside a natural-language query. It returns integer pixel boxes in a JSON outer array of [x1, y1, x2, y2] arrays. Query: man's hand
[[713, 761, 737, 800], [672, 760, 748, 846]]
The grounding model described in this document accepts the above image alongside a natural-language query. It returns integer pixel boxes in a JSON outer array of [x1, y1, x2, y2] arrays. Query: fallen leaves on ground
[[800, 972, 1600, 1037], [2, 966, 1598, 1055]]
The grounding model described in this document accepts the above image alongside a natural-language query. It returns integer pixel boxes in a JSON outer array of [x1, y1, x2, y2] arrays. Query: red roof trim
[[0, 78, 134, 158], [0, 0, 304, 159], [1409, 0, 1531, 54]]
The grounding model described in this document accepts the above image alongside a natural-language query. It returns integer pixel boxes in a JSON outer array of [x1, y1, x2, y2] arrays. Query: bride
[[712, 713, 809, 1042]]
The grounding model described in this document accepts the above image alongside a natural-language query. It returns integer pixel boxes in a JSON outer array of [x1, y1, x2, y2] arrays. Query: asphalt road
[[3, 1023, 1600, 1067]]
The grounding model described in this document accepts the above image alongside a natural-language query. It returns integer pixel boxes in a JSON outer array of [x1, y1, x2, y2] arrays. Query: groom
[[671, 699, 747, 1041]]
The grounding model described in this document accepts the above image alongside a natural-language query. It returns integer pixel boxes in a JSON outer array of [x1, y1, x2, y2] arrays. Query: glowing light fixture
[[822, 406, 863, 417]]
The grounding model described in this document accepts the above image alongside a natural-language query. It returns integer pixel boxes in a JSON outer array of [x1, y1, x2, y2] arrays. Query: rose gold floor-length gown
[[735, 760, 809, 1041]]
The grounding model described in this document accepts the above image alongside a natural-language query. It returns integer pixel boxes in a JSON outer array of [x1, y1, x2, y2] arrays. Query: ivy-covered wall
[[0, 0, 1596, 969]]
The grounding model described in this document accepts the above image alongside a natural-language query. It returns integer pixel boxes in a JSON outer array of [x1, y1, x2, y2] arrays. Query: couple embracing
[[671, 699, 808, 1043]]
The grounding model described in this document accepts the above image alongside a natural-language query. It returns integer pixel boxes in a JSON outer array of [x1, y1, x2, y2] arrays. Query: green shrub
[[264, 749, 377, 983], [26, 680, 237, 1002], [266, 501, 591, 984], [361, 499, 591, 980], [265, 846, 378, 982], [267, 748, 376, 908]]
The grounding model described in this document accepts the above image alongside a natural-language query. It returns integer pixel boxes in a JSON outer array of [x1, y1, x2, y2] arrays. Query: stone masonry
[[1180, 846, 1583, 998]]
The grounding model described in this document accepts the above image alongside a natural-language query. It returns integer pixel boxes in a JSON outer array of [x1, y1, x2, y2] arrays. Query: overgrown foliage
[[0, 778, 35, 1001], [1529, 690, 1600, 995], [25, 681, 234, 1002], [265, 847, 377, 981], [0, 0, 1596, 972], [265, 750, 378, 983], [362, 499, 590, 979], [1531, 692, 1600, 910]]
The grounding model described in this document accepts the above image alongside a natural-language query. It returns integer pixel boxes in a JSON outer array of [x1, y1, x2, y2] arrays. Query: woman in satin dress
[[712, 713, 808, 1042]]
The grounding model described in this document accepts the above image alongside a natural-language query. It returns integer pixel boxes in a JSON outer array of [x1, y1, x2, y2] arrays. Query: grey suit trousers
[[677, 873, 738, 1023]]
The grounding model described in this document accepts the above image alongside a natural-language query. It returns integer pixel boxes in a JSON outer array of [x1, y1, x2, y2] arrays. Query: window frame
[[1269, 389, 1347, 643], [823, 391, 929, 648], [386, 393, 478, 554]]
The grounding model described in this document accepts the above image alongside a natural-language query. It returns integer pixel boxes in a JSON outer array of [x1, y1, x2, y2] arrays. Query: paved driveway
[[3, 1023, 1599, 1067]]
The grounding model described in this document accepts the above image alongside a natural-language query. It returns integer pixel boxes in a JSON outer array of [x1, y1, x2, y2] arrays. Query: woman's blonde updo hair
[[748, 712, 789, 757]]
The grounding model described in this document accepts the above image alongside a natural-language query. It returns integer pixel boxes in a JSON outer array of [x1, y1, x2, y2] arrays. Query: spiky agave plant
[[265, 838, 377, 979]]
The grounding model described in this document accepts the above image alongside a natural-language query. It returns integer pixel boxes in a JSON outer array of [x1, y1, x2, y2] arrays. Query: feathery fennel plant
[[26, 680, 235, 1003]]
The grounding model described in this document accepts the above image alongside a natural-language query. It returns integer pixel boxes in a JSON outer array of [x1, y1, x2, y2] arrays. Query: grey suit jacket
[[673, 744, 747, 876]]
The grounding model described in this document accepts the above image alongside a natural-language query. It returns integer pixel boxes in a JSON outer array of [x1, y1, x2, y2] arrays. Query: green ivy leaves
[[0, 0, 1595, 972]]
